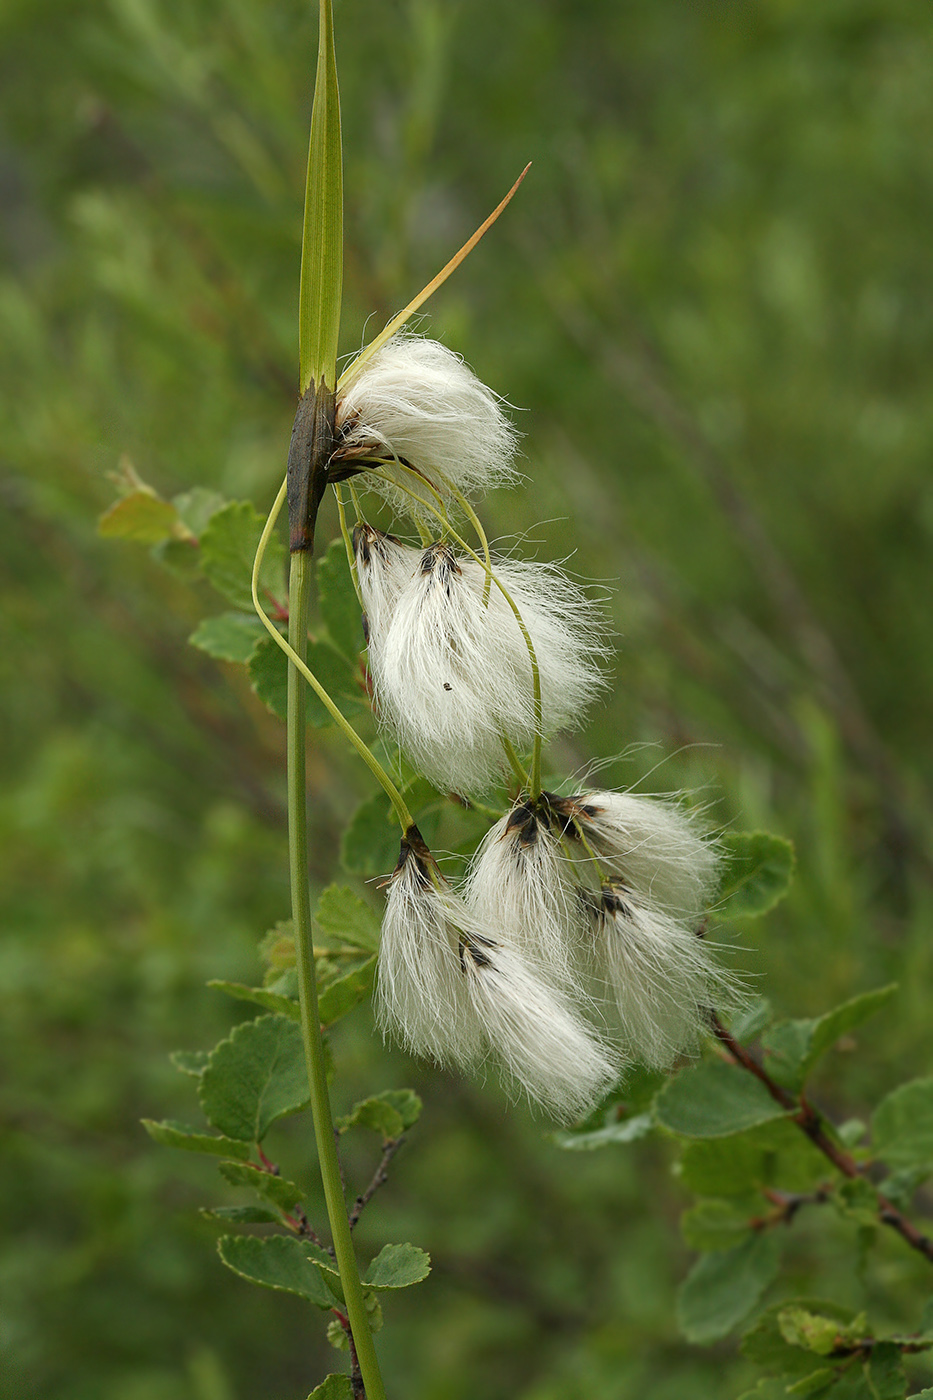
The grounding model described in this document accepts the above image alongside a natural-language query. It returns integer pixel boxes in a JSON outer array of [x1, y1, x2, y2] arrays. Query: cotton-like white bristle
[[353, 523, 417, 640], [376, 840, 482, 1068], [361, 539, 607, 794], [460, 934, 617, 1123], [563, 790, 720, 920], [464, 800, 583, 982], [583, 886, 739, 1069], [335, 335, 520, 519]]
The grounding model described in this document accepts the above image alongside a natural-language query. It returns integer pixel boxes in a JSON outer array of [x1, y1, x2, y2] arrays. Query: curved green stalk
[[334, 484, 363, 608], [251, 478, 413, 834], [372, 467, 545, 797], [499, 733, 530, 790]]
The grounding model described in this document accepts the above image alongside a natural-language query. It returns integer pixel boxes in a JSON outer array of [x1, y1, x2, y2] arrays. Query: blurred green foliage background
[[2, 0, 932, 1396]]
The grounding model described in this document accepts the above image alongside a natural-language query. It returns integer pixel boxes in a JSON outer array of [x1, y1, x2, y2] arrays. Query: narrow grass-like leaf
[[300, 0, 342, 390]]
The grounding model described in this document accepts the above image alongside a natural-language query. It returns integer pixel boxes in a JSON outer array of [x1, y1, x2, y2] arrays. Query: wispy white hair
[[582, 885, 741, 1069], [463, 800, 583, 982], [335, 335, 520, 519], [355, 532, 607, 793], [377, 832, 615, 1120], [557, 790, 720, 920]]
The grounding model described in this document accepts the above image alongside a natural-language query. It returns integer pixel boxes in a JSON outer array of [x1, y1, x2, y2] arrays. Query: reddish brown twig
[[348, 1137, 405, 1231], [710, 1013, 933, 1266]]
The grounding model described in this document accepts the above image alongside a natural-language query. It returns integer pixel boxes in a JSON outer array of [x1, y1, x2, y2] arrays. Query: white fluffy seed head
[[376, 831, 615, 1120], [355, 533, 607, 794], [561, 790, 720, 920], [335, 335, 520, 519], [582, 885, 741, 1070], [376, 840, 482, 1068], [463, 800, 583, 982], [459, 934, 617, 1123]]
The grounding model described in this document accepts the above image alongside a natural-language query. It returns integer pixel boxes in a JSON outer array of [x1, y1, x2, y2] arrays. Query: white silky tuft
[[355, 532, 607, 794], [459, 934, 617, 1123], [563, 790, 720, 919], [463, 800, 583, 982], [376, 842, 482, 1068], [376, 835, 615, 1120], [335, 335, 520, 518], [583, 886, 740, 1070]]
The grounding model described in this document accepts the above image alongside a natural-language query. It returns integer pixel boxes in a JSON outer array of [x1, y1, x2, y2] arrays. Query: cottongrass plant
[[328, 333, 743, 1120]]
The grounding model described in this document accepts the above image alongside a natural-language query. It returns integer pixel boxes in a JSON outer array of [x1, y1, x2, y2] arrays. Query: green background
[[1, 0, 932, 1396]]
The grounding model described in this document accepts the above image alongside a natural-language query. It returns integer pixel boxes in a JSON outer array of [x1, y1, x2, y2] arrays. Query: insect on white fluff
[[363, 541, 607, 794], [463, 800, 584, 984], [581, 885, 738, 1070], [335, 335, 520, 519], [459, 930, 617, 1123], [559, 790, 721, 920], [377, 835, 482, 1068]]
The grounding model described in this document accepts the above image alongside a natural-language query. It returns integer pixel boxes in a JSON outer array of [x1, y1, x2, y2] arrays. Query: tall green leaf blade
[[199, 1014, 310, 1142], [300, 0, 342, 390]]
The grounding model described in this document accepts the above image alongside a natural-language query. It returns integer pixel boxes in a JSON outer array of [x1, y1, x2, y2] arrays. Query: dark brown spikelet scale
[[393, 824, 436, 886], [504, 801, 541, 849], [458, 932, 497, 974], [543, 791, 600, 839], [352, 521, 402, 567], [601, 888, 634, 921]]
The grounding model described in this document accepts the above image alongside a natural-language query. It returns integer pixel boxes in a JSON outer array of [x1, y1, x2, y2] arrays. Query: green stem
[[500, 733, 529, 790], [371, 467, 545, 797], [287, 552, 387, 1400], [251, 477, 412, 832]]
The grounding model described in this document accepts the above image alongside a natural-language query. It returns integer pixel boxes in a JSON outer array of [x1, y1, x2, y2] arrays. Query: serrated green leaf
[[314, 886, 381, 953], [170, 1049, 211, 1077], [189, 613, 265, 664], [340, 791, 406, 876], [337, 1089, 422, 1138], [318, 539, 362, 660], [762, 986, 898, 1092], [363, 1242, 431, 1290], [678, 1135, 767, 1196], [681, 1197, 760, 1251], [218, 1160, 305, 1211], [779, 1306, 849, 1356], [173, 487, 227, 537], [217, 1234, 334, 1309], [207, 980, 300, 1022], [677, 1231, 781, 1343], [833, 1177, 879, 1227], [872, 1079, 933, 1169], [317, 956, 375, 1025], [98, 489, 181, 543], [866, 1342, 906, 1400], [787, 1370, 838, 1396], [199, 1014, 309, 1142], [736, 1382, 798, 1400], [200, 501, 287, 612], [200, 1205, 280, 1224], [260, 921, 297, 979], [247, 635, 362, 724], [141, 1119, 252, 1160], [656, 1060, 788, 1138], [742, 1300, 857, 1378], [553, 1111, 655, 1151], [717, 832, 795, 918], [306, 1376, 354, 1400], [731, 997, 774, 1042]]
